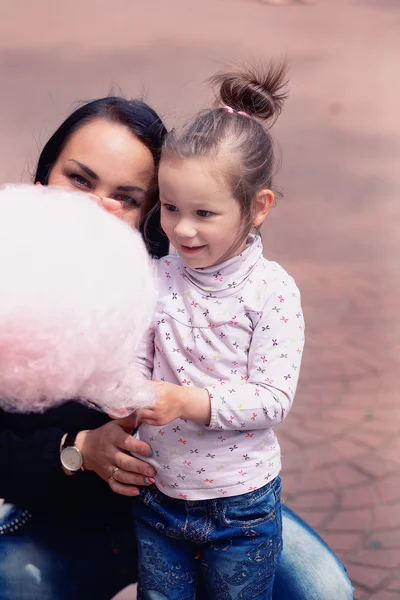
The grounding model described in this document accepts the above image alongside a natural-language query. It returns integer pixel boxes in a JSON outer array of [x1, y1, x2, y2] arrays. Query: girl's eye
[[69, 174, 90, 188], [197, 210, 214, 218], [162, 203, 178, 212]]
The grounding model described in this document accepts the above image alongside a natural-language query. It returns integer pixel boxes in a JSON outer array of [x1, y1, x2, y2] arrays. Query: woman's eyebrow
[[67, 161, 146, 194], [67, 160, 98, 180], [116, 185, 146, 194]]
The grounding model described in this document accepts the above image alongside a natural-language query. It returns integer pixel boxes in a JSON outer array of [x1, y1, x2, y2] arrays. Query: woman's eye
[[69, 174, 90, 188], [197, 210, 214, 218], [114, 195, 139, 207]]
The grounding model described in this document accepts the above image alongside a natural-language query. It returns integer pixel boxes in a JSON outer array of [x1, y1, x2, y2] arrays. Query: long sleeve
[[0, 416, 65, 501], [0, 404, 113, 514], [135, 258, 158, 382], [135, 327, 155, 381], [206, 277, 304, 431]]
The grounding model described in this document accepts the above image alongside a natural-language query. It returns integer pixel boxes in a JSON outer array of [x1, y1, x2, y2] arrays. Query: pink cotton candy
[[0, 184, 157, 414]]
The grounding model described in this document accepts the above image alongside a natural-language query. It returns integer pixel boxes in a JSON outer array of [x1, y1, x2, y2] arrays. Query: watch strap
[[62, 432, 78, 450]]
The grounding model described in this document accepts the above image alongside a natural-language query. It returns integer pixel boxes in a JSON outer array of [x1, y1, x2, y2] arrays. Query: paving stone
[[303, 419, 351, 437], [327, 509, 372, 533], [377, 476, 400, 505], [302, 443, 344, 469], [280, 450, 305, 473], [349, 430, 394, 451], [322, 531, 362, 553], [378, 440, 400, 466], [332, 439, 367, 460], [367, 532, 400, 550], [350, 454, 398, 480], [341, 484, 378, 509], [280, 471, 299, 498], [353, 585, 368, 600], [292, 508, 331, 531], [289, 491, 336, 511], [387, 575, 400, 592], [373, 506, 400, 531], [368, 591, 400, 600], [279, 434, 302, 453], [346, 564, 392, 592], [296, 469, 337, 493], [349, 548, 400, 570], [331, 464, 371, 487]]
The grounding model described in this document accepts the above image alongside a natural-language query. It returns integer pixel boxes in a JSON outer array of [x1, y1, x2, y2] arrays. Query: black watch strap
[[62, 432, 78, 450]]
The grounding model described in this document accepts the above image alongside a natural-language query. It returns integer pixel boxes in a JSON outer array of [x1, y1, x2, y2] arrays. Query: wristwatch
[[60, 432, 84, 473]]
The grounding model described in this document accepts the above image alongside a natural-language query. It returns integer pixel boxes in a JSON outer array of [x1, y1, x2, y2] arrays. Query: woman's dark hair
[[34, 96, 169, 258], [162, 61, 288, 254]]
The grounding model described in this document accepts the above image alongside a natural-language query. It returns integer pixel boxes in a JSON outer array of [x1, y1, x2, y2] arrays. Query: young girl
[[134, 62, 305, 600]]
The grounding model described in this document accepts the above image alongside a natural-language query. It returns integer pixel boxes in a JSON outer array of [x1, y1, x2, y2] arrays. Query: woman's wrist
[[60, 430, 90, 475], [74, 430, 92, 471]]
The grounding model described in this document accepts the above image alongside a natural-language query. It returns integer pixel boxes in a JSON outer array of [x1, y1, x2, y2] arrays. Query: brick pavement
[[1, 0, 400, 599]]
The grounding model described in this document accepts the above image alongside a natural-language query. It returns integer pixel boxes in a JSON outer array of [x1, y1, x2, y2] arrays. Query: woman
[[0, 97, 353, 600]]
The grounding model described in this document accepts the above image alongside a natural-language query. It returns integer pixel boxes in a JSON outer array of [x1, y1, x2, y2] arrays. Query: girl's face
[[159, 157, 246, 269], [48, 118, 155, 229]]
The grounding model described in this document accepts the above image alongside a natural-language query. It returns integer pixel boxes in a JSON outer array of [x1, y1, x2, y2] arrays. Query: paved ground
[[1, 1, 400, 598]]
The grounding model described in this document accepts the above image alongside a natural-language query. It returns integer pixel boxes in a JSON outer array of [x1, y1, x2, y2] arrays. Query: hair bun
[[210, 61, 289, 122]]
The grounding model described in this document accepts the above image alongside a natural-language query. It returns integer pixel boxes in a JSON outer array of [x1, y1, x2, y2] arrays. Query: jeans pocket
[[220, 479, 280, 529], [136, 488, 182, 540], [0, 504, 32, 536]]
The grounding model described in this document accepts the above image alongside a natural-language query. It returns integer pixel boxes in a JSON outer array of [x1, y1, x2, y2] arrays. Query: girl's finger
[[141, 418, 160, 427], [140, 409, 155, 421]]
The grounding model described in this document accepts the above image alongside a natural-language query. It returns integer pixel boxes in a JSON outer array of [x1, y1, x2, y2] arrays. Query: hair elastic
[[222, 105, 254, 120]]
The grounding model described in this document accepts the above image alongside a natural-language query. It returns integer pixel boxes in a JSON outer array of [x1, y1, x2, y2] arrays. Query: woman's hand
[[140, 381, 211, 427], [35, 182, 123, 215], [95, 195, 124, 213], [74, 414, 156, 497]]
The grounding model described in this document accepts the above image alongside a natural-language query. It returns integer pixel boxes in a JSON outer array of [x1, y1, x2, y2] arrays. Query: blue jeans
[[0, 502, 353, 599], [134, 478, 282, 600], [0, 504, 137, 600], [273, 505, 354, 600]]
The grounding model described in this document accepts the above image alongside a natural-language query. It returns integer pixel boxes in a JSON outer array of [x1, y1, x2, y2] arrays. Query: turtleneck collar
[[178, 234, 263, 297]]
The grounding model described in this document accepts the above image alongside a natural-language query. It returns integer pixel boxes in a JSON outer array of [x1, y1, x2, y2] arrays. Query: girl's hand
[[74, 414, 156, 496], [140, 381, 211, 426], [140, 381, 185, 426]]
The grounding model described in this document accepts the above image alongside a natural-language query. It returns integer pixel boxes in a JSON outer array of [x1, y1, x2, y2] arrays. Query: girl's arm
[[204, 277, 304, 431], [135, 326, 155, 381]]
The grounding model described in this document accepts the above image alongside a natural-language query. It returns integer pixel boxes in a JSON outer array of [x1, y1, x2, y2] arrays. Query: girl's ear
[[252, 189, 274, 228]]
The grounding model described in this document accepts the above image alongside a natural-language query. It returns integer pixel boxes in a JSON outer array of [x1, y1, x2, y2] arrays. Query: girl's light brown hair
[[161, 60, 289, 252]]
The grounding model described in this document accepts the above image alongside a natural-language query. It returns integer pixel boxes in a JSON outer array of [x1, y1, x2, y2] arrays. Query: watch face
[[61, 446, 83, 472]]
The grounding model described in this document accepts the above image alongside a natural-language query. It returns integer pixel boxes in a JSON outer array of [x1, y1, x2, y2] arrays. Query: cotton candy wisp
[[0, 184, 157, 414]]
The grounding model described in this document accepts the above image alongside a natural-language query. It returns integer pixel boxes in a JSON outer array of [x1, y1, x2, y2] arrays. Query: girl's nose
[[174, 219, 197, 239]]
